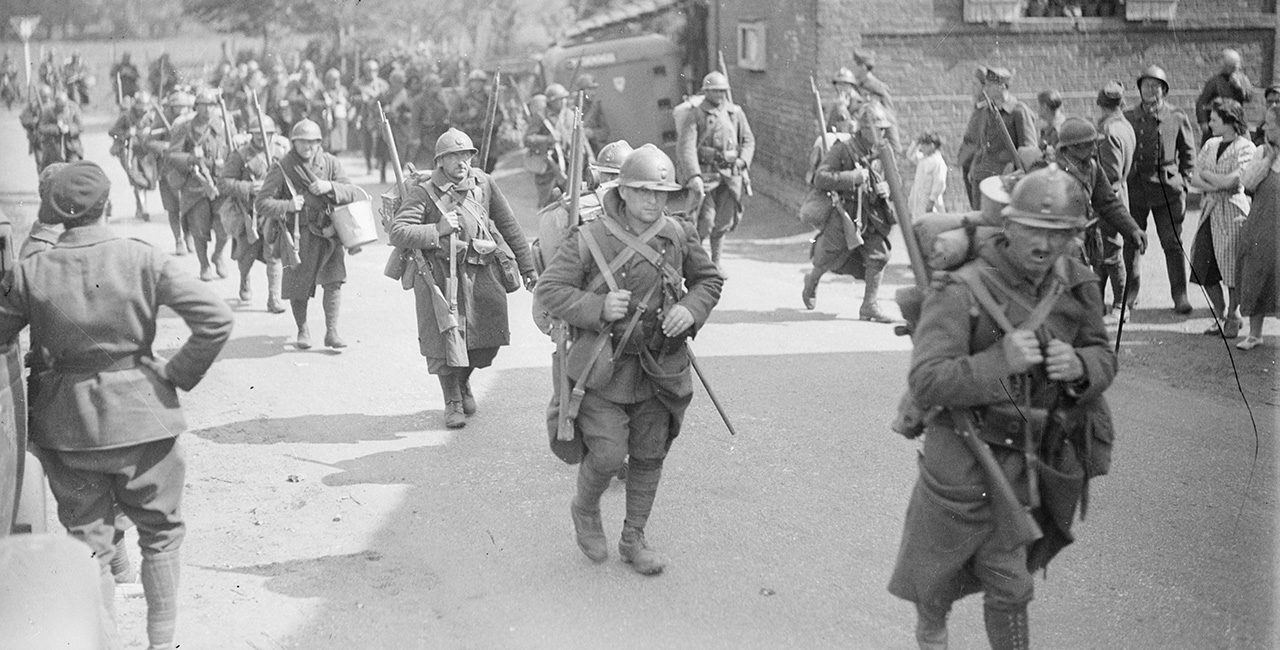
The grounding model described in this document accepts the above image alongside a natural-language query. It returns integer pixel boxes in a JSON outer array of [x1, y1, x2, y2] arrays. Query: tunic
[[812, 131, 896, 277]]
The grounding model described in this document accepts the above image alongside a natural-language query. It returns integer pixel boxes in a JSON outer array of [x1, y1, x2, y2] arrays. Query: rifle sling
[[596, 215, 683, 287], [581, 217, 667, 294]]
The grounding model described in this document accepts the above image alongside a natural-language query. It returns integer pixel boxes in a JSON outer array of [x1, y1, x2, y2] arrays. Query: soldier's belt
[[977, 403, 1047, 450], [49, 351, 148, 374]]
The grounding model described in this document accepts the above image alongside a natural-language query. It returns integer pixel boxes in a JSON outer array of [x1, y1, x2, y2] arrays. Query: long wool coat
[[389, 167, 534, 364]]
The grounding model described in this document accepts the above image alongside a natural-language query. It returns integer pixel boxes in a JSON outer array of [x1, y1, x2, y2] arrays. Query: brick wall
[[723, 0, 1279, 215]]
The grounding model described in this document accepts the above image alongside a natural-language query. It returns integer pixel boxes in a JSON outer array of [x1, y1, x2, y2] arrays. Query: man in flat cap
[[1095, 81, 1137, 321], [960, 66, 1039, 209], [0, 160, 233, 650]]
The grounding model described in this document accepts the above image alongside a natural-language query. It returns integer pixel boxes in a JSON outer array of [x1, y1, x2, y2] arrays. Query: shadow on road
[[214, 334, 295, 361], [191, 410, 442, 445], [708, 308, 840, 325]]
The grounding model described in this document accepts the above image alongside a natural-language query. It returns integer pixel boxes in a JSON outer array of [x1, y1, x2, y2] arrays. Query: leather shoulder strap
[[579, 225, 619, 293]]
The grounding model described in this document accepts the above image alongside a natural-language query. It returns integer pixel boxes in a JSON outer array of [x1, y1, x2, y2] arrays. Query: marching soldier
[[167, 89, 232, 281], [218, 115, 291, 313], [0, 161, 233, 650], [36, 87, 84, 171], [149, 91, 197, 255], [1124, 64, 1196, 315], [20, 84, 53, 172], [829, 67, 866, 131], [535, 145, 723, 575], [888, 166, 1116, 650], [255, 119, 364, 350], [353, 59, 390, 176], [388, 129, 537, 428], [675, 71, 755, 268], [457, 69, 499, 172], [524, 82, 573, 208], [571, 73, 611, 154], [108, 90, 159, 221], [377, 70, 412, 184], [408, 73, 450, 167], [802, 103, 899, 322], [960, 67, 1038, 209]]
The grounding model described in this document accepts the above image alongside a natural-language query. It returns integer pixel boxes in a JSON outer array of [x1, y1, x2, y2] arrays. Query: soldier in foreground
[[389, 129, 536, 428], [676, 71, 755, 268], [257, 119, 364, 350], [536, 145, 723, 575], [802, 103, 899, 322], [888, 166, 1116, 649], [0, 161, 233, 650]]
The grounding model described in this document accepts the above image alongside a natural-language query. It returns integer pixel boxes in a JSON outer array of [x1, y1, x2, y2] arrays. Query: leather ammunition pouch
[[978, 403, 1047, 451]]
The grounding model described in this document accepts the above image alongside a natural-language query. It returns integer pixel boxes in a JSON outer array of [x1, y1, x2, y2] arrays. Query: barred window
[[963, 0, 1173, 23]]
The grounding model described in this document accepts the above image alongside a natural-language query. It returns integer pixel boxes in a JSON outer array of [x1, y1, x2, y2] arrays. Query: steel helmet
[[544, 83, 570, 103], [1137, 65, 1169, 93], [1002, 164, 1089, 230], [164, 91, 194, 108], [831, 67, 857, 86], [701, 71, 730, 92], [434, 128, 477, 159], [290, 119, 322, 141], [617, 144, 683, 192], [857, 102, 892, 128], [251, 115, 278, 134], [592, 140, 634, 174], [194, 88, 221, 105], [467, 69, 489, 83], [1056, 117, 1098, 148]]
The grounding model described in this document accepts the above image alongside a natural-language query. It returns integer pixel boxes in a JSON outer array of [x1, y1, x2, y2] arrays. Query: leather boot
[[265, 261, 286, 313], [1166, 255, 1192, 314], [859, 267, 895, 323], [291, 299, 311, 349], [439, 374, 465, 429], [193, 239, 214, 281], [983, 603, 1030, 650], [322, 284, 347, 348], [802, 267, 823, 310], [140, 550, 180, 650], [237, 256, 254, 302], [459, 368, 476, 415], [619, 457, 667, 575], [709, 234, 727, 277], [212, 232, 230, 279], [915, 602, 949, 650], [570, 461, 611, 563]]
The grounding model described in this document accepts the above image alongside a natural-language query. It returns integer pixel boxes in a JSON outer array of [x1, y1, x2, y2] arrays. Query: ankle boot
[[459, 368, 476, 415], [438, 375, 465, 428], [265, 261, 286, 313], [802, 268, 822, 310], [619, 457, 666, 574], [570, 462, 611, 563], [709, 234, 727, 276], [983, 603, 1030, 650], [619, 527, 667, 575], [212, 235, 230, 279], [1166, 255, 1192, 314], [140, 550, 180, 650], [291, 299, 311, 349], [194, 240, 214, 281], [237, 258, 254, 303], [322, 285, 346, 348], [859, 268, 894, 323]]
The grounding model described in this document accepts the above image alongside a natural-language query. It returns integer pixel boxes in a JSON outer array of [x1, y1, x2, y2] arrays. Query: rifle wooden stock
[[555, 96, 587, 443], [217, 95, 235, 154], [983, 92, 1028, 174], [377, 102, 406, 196], [479, 67, 501, 165], [953, 409, 1043, 549], [808, 75, 862, 251]]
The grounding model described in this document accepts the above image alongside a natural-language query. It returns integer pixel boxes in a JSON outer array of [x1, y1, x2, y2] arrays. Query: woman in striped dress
[[1189, 98, 1255, 337]]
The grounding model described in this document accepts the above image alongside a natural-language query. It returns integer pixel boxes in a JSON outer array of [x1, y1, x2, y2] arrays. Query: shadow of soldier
[[190, 410, 443, 445]]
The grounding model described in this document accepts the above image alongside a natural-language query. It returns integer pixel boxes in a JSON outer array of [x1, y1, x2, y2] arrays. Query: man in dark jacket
[[961, 67, 1038, 209], [1196, 49, 1254, 143], [255, 118, 364, 350], [389, 128, 537, 428], [536, 145, 723, 576], [0, 161, 233, 650], [1124, 64, 1196, 315]]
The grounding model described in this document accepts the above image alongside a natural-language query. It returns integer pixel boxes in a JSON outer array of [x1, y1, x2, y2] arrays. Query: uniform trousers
[[1126, 179, 1187, 258], [576, 391, 675, 475], [39, 437, 186, 569], [696, 182, 741, 241]]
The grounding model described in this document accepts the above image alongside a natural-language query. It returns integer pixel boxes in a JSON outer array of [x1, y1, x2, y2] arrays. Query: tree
[[182, 0, 300, 53]]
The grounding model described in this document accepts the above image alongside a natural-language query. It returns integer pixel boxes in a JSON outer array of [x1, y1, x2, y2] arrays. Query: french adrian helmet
[[617, 144, 683, 192], [1056, 117, 1098, 148], [289, 119, 322, 141], [1002, 164, 1089, 230], [435, 128, 477, 159], [701, 71, 730, 92], [1136, 64, 1170, 93], [592, 140, 635, 174]]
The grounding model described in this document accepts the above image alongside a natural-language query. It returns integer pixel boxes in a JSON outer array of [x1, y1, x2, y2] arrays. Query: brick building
[[711, 0, 1280, 211]]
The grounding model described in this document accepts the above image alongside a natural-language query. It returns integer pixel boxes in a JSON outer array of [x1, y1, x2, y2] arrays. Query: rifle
[[982, 90, 1028, 174], [554, 96, 588, 442], [249, 88, 273, 165], [115, 71, 123, 108], [217, 93, 235, 154], [882, 134, 1041, 550], [809, 75, 863, 251], [479, 66, 501, 168], [717, 50, 752, 197]]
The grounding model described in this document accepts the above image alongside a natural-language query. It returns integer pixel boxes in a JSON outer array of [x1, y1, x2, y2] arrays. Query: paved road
[[0, 108, 1273, 649]]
